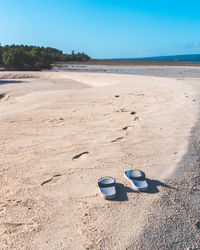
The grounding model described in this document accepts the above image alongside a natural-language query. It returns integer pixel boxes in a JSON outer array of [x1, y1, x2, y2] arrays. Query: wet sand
[[0, 71, 199, 249], [53, 64, 200, 78]]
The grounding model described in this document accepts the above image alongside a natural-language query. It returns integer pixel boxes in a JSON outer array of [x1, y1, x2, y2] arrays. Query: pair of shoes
[[98, 169, 148, 200]]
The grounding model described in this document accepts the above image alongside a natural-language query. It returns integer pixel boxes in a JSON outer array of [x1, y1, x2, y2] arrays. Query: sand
[[0, 71, 199, 249]]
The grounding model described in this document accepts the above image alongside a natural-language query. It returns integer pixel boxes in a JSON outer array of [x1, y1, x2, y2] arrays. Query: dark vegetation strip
[[0, 44, 90, 71]]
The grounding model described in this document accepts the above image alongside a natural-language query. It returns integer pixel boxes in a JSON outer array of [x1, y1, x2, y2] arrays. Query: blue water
[[115, 54, 200, 62]]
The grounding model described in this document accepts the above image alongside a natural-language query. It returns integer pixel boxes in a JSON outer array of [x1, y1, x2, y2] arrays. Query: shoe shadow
[[114, 179, 177, 201], [146, 178, 177, 194], [115, 183, 137, 202]]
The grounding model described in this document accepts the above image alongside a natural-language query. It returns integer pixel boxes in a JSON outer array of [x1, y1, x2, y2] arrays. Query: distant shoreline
[[54, 59, 200, 66], [52, 62, 200, 78]]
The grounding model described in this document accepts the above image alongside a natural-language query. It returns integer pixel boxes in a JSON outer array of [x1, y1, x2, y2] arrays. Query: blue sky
[[0, 0, 200, 58]]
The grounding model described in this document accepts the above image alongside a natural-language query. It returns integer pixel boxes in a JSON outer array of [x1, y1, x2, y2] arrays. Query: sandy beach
[[0, 71, 199, 249]]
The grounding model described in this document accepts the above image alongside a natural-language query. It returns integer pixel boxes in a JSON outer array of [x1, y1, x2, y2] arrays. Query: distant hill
[[117, 54, 200, 62]]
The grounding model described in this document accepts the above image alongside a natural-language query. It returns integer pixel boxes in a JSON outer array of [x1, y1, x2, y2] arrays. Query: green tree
[[2, 48, 27, 70]]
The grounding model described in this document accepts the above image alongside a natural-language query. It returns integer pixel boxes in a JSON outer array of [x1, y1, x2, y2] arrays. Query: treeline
[[0, 44, 91, 70]]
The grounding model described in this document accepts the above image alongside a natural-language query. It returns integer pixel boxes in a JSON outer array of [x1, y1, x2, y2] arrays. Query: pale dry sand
[[0, 72, 199, 249]]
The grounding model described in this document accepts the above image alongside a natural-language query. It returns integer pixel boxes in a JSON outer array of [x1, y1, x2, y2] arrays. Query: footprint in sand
[[103, 113, 111, 116], [122, 126, 133, 130], [0, 93, 10, 102], [111, 137, 123, 143], [120, 108, 129, 113], [72, 151, 89, 160], [0, 93, 6, 99], [184, 94, 197, 102], [134, 116, 142, 121], [41, 174, 62, 186]]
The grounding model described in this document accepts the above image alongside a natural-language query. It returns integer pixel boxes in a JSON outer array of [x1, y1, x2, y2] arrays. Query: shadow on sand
[[0, 80, 24, 85], [145, 178, 177, 194], [114, 179, 176, 201], [115, 183, 137, 202], [0, 93, 6, 99]]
